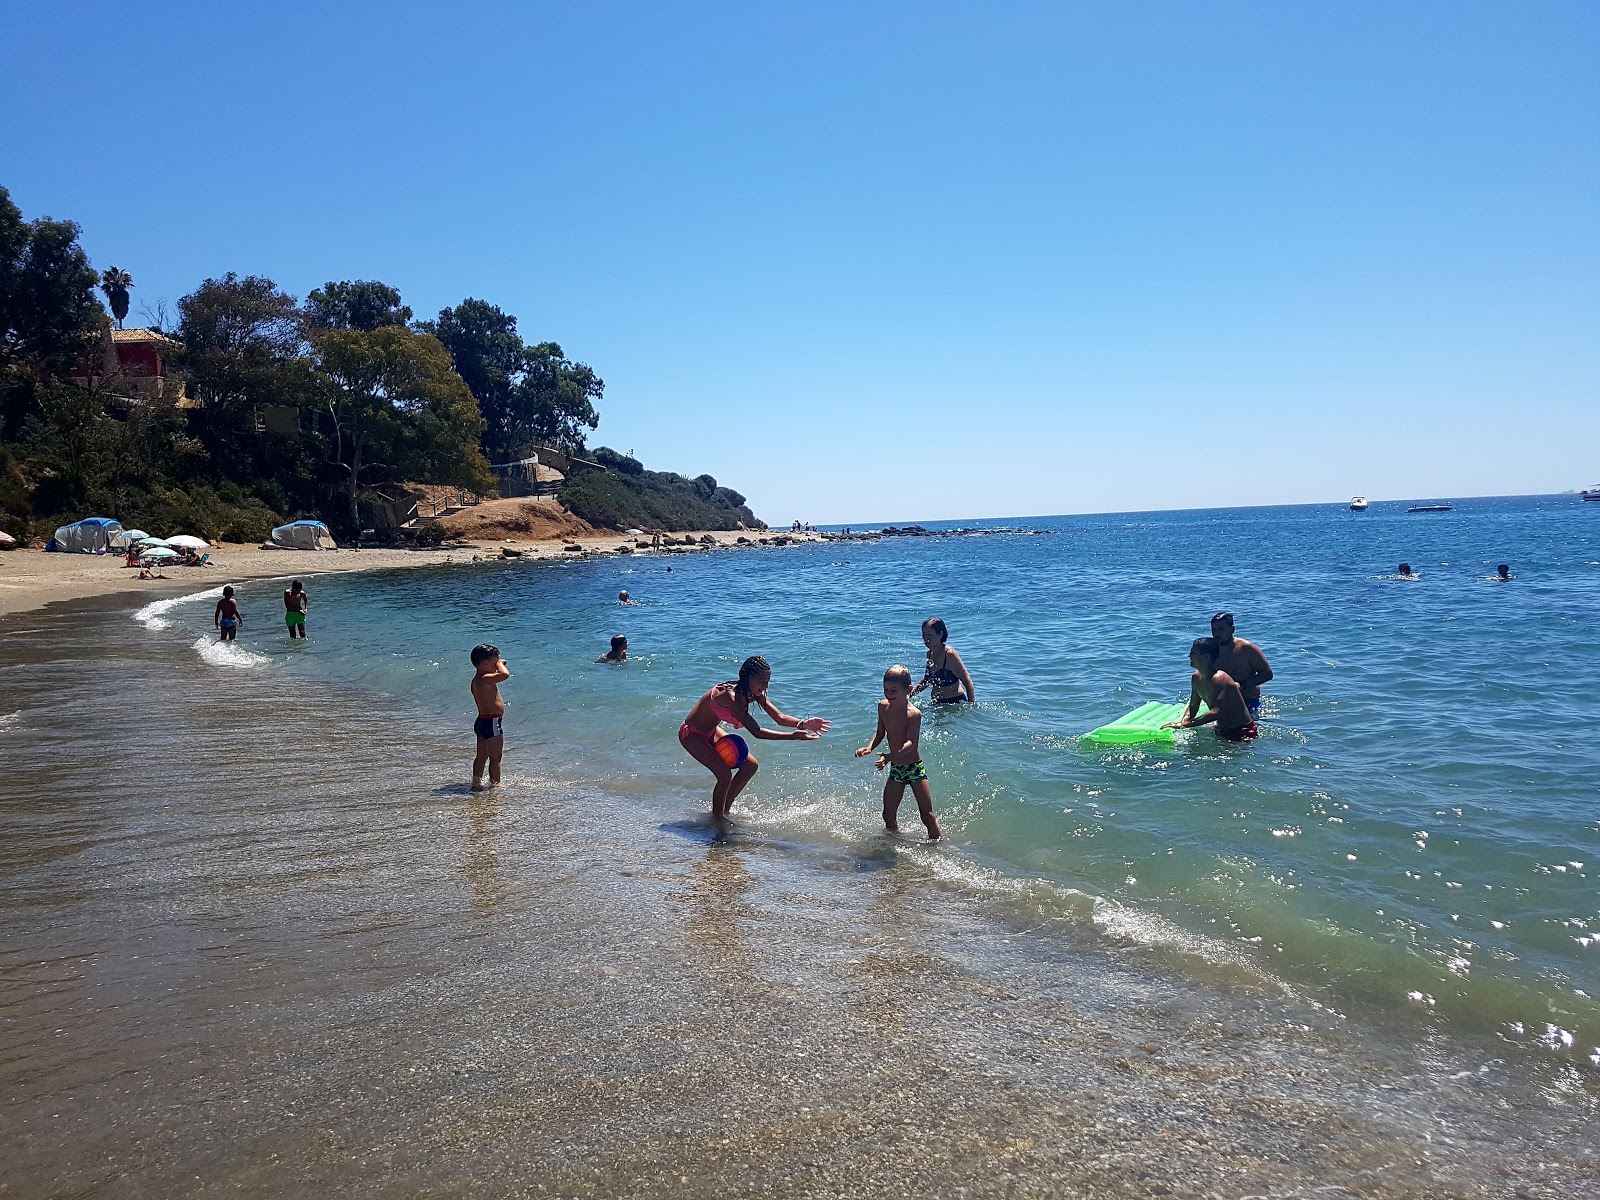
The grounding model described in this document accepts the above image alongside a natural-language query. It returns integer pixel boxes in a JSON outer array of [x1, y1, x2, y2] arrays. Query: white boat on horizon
[[1581, 485, 1600, 502], [1350, 496, 1368, 511]]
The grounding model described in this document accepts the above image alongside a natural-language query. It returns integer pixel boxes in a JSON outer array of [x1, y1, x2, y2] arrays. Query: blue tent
[[49, 517, 124, 553], [270, 520, 338, 550]]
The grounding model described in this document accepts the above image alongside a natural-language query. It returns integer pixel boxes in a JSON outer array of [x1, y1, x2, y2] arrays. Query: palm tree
[[100, 267, 134, 329]]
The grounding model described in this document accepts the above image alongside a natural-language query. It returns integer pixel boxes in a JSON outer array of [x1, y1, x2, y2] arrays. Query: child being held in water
[[856, 664, 941, 840], [469, 643, 511, 791]]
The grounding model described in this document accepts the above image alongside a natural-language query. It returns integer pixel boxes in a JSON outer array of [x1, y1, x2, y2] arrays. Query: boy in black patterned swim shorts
[[469, 644, 511, 791], [856, 664, 941, 840]]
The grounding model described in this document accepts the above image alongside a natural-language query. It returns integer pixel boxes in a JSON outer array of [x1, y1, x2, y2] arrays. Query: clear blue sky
[[4, 2, 1596, 523]]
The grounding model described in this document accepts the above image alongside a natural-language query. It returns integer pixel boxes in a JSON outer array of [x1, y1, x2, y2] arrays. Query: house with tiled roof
[[68, 326, 193, 406]]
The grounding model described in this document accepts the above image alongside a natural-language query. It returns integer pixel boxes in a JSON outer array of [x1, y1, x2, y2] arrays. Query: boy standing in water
[[1165, 637, 1258, 741], [469, 644, 511, 791], [214, 586, 242, 641], [856, 664, 941, 840], [284, 580, 309, 639]]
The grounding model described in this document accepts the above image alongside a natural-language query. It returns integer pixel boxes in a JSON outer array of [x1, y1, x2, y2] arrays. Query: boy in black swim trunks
[[855, 664, 941, 840], [469, 644, 511, 791]]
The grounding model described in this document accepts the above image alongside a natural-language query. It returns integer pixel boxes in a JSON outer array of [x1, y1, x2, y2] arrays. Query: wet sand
[[2, 603, 1595, 1199]]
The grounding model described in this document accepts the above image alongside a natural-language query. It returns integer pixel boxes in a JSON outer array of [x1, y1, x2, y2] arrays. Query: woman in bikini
[[678, 655, 831, 819], [911, 617, 976, 705]]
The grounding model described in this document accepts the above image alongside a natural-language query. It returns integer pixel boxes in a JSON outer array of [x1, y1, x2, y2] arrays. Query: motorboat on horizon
[[1349, 496, 1368, 511], [1581, 485, 1600, 502], [1407, 502, 1454, 513]]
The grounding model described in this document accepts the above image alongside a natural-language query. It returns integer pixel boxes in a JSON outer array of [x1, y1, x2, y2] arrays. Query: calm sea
[[31, 494, 1596, 1060], [2, 495, 1597, 1190]]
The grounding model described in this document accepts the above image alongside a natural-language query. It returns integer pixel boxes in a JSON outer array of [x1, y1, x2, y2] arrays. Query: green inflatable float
[[1079, 700, 1191, 748]]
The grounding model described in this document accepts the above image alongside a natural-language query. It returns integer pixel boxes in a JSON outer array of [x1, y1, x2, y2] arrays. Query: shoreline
[[0, 528, 828, 618]]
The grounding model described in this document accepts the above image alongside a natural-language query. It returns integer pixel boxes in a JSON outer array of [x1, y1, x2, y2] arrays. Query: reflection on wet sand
[[462, 793, 509, 917], [673, 837, 759, 985]]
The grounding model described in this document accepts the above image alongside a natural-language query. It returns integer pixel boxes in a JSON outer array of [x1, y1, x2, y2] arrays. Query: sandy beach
[[0, 527, 823, 617]]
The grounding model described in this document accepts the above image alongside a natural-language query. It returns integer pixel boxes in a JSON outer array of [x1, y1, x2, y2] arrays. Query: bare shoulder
[[908, 701, 923, 721]]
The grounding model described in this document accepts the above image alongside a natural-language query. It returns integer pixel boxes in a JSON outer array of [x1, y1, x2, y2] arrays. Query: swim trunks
[[1217, 722, 1259, 742], [1245, 697, 1261, 715], [219, 617, 238, 630], [473, 715, 503, 740], [285, 611, 305, 628], [889, 759, 929, 785]]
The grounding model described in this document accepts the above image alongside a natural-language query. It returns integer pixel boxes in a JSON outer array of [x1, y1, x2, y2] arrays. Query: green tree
[[425, 299, 601, 461], [0, 186, 102, 372], [305, 280, 412, 332], [311, 326, 491, 529], [99, 266, 133, 329]]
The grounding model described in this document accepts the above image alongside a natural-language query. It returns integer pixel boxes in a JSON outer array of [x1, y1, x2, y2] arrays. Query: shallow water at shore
[[3, 496, 1598, 1196]]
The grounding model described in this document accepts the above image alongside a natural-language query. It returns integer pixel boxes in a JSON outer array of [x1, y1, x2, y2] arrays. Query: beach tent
[[0, 530, 16, 548], [270, 520, 338, 550], [49, 517, 124, 553], [111, 527, 149, 548], [167, 535, 209, 551]]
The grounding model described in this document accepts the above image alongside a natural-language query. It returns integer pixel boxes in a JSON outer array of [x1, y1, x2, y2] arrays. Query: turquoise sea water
[[35, 495, 1600, 1073]]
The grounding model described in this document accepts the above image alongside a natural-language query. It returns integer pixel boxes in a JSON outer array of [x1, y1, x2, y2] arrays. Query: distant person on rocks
[[596, 634, 629, 663], [470, 644, 511, 791], [912, 617, 975, 704], [1495, 563, 1513, 581], [284, 580, 309, 639], [214, 586, 242, 642], [678, 655, 830, 820], [1164, 637, 1258, 741], [1397, 562, 1420, 580], [1208, 612, 1272, 718], [856, 664, 941, 840]]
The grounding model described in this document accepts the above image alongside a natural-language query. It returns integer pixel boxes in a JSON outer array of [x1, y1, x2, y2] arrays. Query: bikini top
[[707, 685, 745, 728], [922, 650, 960, 690]]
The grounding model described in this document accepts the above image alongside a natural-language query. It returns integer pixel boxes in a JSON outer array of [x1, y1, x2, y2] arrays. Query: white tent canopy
[[51, 517, 124, 553], [270, 520, 338, 551], [166, 535, 209, 550]]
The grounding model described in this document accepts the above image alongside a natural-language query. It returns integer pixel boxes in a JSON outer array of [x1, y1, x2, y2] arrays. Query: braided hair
[[726, 655, 771, 702]]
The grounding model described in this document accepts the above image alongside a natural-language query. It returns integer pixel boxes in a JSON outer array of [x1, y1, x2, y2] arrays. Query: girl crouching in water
[[678, 655, 831, 819]]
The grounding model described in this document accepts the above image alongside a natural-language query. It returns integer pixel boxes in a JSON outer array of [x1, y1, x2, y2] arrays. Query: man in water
[[1165, 637, 1258, 741], [618, 589, 639, 605], [284, 580, 309, 639], [1496, 563, 1514, 581], [1397, 563, 1420, 580], [1209, 611, 1272, 718], [596, 634, 628, 663], [214, 586, 243, 642]]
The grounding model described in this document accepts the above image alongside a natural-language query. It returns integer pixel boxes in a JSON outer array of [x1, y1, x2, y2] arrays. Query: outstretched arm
[[755, 693, 830, 735], [856, 709, 887, 757]]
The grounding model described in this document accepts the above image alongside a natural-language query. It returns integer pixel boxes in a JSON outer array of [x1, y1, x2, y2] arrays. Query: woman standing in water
[[678, 655, 831, 819], [912, 617, 976, 705]]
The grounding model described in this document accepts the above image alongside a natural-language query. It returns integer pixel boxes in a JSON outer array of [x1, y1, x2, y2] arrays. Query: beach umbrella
[[0, 530, 15, 546], [626, 528, 645, 536], [166, 535, 209, 550], [113, 528, 149, 547], [141, 546, 180, 560], [136, 536, 171, 547]]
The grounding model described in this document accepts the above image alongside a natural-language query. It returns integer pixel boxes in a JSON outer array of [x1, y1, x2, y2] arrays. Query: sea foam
[[135, 586, 224, 631]]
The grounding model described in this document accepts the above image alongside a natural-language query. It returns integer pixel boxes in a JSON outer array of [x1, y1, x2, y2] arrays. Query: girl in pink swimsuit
[[678, 655, 831, 819]]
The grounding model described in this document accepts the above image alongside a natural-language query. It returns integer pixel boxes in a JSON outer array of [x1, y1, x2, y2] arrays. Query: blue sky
[[3, 2, 1596, 523]]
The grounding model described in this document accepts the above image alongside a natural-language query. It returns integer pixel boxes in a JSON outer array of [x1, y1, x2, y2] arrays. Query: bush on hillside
[[559, 466, 760, 532]]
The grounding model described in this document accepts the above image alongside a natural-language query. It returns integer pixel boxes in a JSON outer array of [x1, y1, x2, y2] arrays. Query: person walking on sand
[[856, 664, 941, 840], [469, 644, 511, 791], [214, 586, 243, 642], [284, 580, 309, 639], [678, 655, 830, 820], [1208, 611, 1272, 718], [911, 617, 976, 705], [1164, 637, 1258, 742]]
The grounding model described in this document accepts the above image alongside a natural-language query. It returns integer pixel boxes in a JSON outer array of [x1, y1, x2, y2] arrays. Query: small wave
[[0, 710, 20, 729], [135, 586, 224, 631], [190, 636, 271, 669]]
